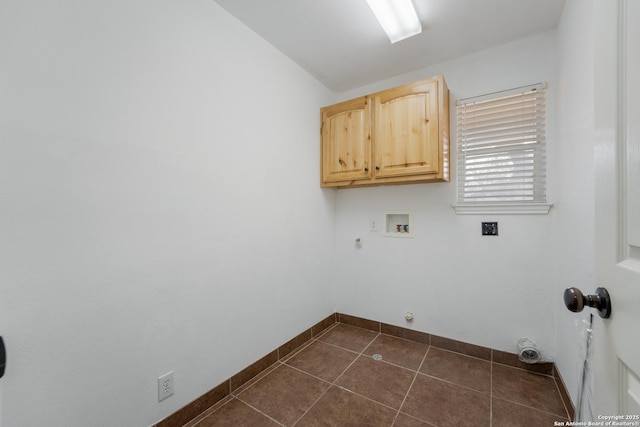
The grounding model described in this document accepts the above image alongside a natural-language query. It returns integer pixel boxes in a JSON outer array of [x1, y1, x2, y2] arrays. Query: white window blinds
[[456, 83, 547, 204]]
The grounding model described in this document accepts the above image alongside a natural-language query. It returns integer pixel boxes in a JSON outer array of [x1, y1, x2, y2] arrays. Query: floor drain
[[372, 354, 383, 361]]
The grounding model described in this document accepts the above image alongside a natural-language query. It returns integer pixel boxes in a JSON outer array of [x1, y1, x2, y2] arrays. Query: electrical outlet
[[482, 222, 498, 236], [370, 219, 378, 232], [158, 371, 174, 402]]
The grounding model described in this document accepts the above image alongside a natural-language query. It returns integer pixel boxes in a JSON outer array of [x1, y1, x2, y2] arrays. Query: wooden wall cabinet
[[321, 75, 449, 188]]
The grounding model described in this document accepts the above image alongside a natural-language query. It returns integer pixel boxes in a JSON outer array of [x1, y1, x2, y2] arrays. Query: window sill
[[452, 203, 553, 215]]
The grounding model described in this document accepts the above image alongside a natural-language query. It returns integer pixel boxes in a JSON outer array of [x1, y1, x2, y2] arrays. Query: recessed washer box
[[384, 211, 413, 238]]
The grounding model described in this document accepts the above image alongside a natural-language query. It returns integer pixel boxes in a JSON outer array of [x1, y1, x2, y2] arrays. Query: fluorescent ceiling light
[[366, 0, 422, 43]]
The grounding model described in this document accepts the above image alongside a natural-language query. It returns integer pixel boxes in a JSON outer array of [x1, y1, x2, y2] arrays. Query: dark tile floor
[[187, 324, 571, 427]]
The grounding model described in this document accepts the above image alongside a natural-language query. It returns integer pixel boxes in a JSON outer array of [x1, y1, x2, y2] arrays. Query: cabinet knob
[[375, 166, 380, 170], [364, 167, 369, 172]]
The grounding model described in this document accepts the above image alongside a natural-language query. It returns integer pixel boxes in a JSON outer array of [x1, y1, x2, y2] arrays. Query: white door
[[593, 0, 640, 421]]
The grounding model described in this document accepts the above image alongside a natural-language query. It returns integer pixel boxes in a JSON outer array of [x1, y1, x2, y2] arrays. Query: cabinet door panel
[[373, 81, 439, 178], [321, 97, 371, 183]]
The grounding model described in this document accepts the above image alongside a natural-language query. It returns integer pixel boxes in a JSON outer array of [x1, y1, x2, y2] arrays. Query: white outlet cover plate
[[158, 371, 174, 402]]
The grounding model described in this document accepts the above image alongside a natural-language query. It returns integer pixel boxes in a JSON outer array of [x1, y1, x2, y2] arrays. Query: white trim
[[456, 84, 547, 204], [456, 82, 547, 105], [618, 0, 629, 263], [452, 203, 553, 215]]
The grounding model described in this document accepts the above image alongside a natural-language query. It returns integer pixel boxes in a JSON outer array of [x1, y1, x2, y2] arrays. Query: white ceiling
[[213, 0, 566, 92]]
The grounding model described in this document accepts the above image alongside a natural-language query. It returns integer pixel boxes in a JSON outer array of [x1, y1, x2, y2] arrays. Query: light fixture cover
[[366, 0, 422, 43]]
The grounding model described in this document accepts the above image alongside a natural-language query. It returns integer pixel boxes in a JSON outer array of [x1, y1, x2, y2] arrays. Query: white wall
[[0, 0, 597, 424], [332, 32, 559, 355], [0, 1, 335, 426], [553, 0, 595, 405]]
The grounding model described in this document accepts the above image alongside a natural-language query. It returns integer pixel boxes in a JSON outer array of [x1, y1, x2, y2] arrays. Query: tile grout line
[[223, 322, 340, 409], [233, 395, 287, 426], [332, 329, 381, 384], [493, 358, 571, 420], [230, 360, 284, 398], [270, 356, 334, 426], [284, 362, 334, 385], [271, 321, 344, 423], [232, 344, 338, 427], [415, 371, 493, 395], [433, 345, 496, 364], [391, 345, 432, 426], [493, 363, 557, 378], [290, 329, 382, 426], [279, 336, 321, 364], [552, 369, 572, 421], [312, 322, 339, 341], [329, 327, 440, 423], [186, 395, 234, 427], [233, 333, 337, 427], [306, 338, 362, 357], [250, 323, 360, 426], [491, 395, 571, 419], [371, 355, 428, 374], [490, 353, 570, 423], [490, 349, 494, 427]]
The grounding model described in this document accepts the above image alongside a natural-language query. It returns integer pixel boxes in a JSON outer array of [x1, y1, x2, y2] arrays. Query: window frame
[[452, 83, 552, 215]]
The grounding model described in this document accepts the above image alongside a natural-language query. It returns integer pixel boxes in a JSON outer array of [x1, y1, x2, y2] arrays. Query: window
[[454, 83, 551, 214]]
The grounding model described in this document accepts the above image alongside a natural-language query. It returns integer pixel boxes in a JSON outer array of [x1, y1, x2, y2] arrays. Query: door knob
[[0, 336, 5, 378], [563, 287, 612, 319]]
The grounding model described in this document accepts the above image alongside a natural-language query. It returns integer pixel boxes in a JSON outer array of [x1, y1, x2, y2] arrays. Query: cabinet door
[[321, 96, 371, 184], [372, 80, 440, 178]]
